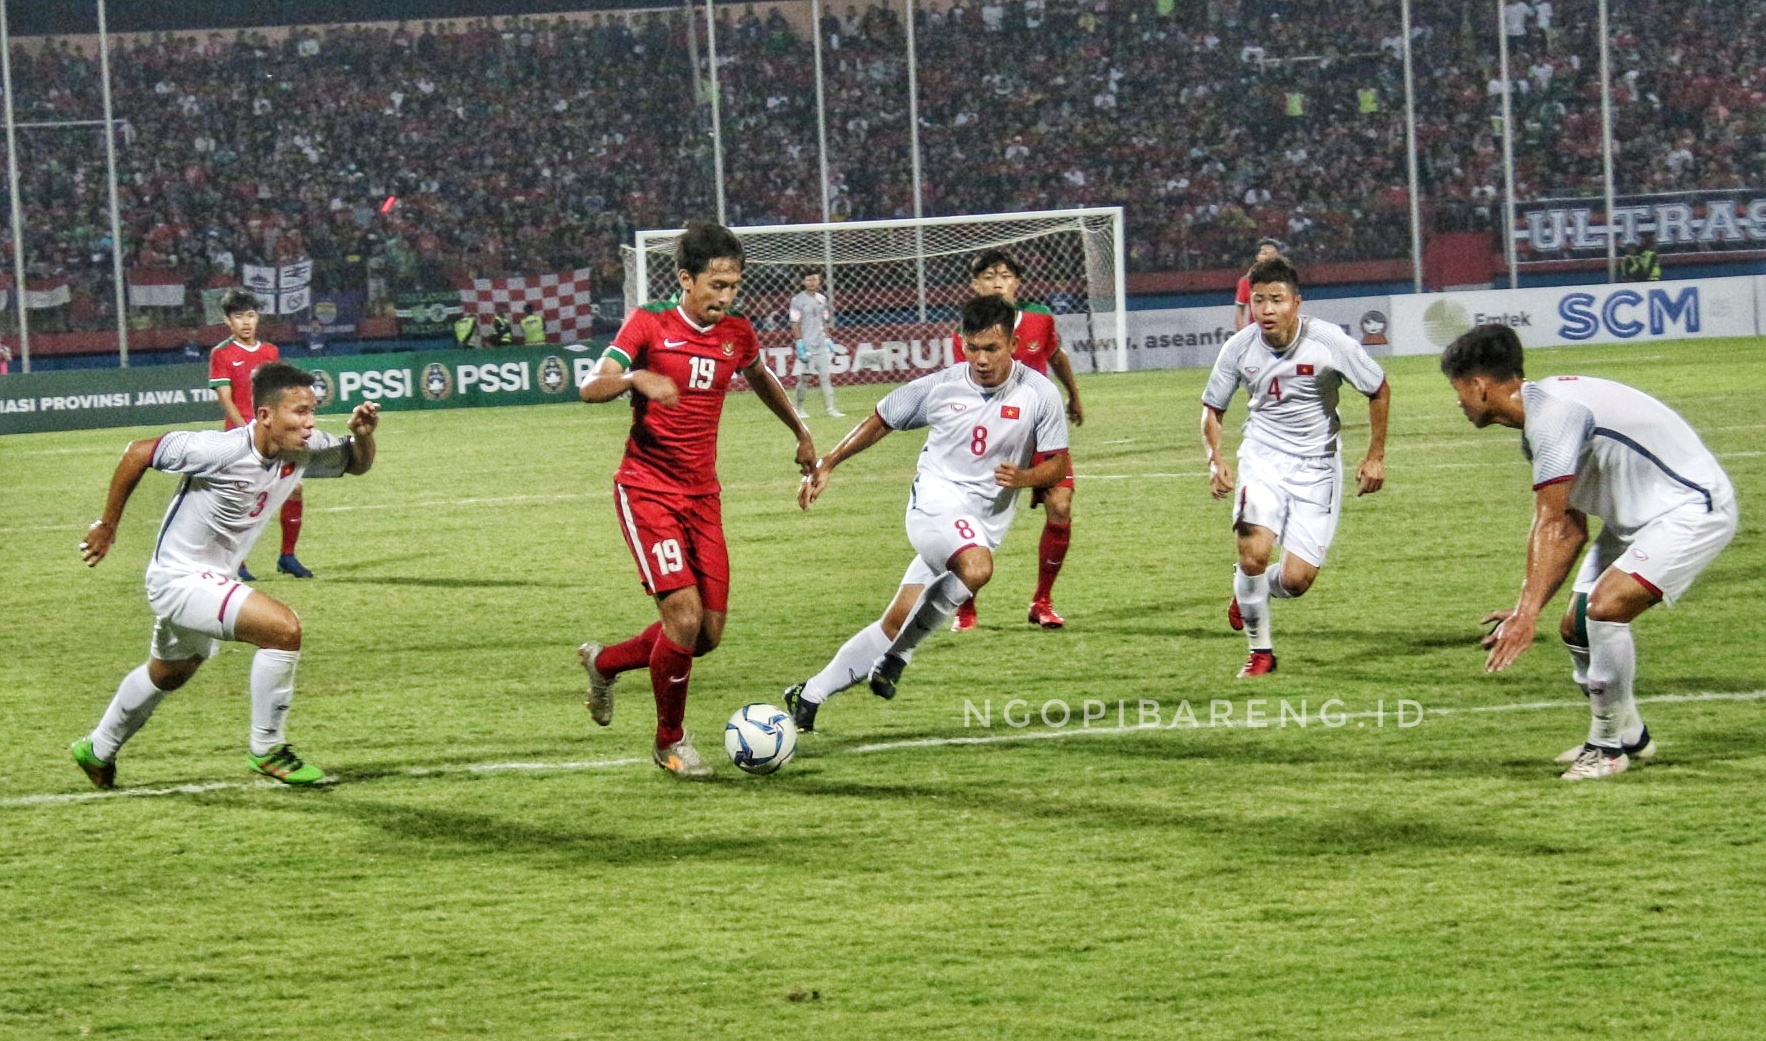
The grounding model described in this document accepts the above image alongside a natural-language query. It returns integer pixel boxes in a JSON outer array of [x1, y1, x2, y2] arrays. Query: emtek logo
[[1558, 287, 1698, 341]]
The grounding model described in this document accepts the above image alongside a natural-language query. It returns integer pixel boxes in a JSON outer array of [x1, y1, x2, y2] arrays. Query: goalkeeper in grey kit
[[790, 269, 844, 418]]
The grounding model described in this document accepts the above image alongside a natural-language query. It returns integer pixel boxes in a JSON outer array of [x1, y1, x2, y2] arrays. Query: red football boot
[[951, 598, 978, 632], [1227, 597, 1244, 631], [1236, 650, 1278, 678], [1027, 599, 1066, 630]]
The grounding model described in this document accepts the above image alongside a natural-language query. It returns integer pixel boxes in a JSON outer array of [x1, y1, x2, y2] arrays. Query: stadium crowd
[[2, 0, 1762, 333]]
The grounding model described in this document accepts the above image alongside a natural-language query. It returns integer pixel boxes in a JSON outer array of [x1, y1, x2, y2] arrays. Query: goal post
[[622, 208, 1127, 388]]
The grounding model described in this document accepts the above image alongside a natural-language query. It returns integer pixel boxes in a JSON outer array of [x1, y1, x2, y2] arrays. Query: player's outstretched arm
[[741, 356, 816, 474], [799, 413, 890, 511], [344, 402, 380, 475], [1482, 482, 1587, 673], [1201, 405, 1234, 499], [994, 449, 1071, 490], [79, 437, 158, 566], [1049, 348, 1084, 426], [1356, 381, 1391, 496]]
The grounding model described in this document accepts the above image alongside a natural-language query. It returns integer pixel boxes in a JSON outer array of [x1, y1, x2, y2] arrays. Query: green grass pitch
[[1, 339, 1762, 1039]]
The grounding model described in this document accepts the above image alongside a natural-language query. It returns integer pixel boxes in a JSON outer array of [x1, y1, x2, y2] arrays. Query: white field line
[[845, 689, 1766, 753], [9, 692, 1762, 807]]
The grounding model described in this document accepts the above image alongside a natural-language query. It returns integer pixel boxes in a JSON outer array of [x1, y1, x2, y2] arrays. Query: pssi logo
[[1558, 287, 1699, 341], [539, 356, 568, 394], [422, 362, 453, 401]]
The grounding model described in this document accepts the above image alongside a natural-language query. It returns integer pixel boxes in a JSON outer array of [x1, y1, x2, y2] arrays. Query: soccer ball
[[724, 703, 798, 775]]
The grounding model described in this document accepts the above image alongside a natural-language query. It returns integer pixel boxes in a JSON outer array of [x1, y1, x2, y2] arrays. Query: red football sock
[[279, 498, 303, 556], [649, 634, 694, 748], [1034, 522, 1071, 603], [596, 622, 662, 676]]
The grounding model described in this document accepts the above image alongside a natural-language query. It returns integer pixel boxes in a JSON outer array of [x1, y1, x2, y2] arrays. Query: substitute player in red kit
[[208, 290, 314, 581], [949, 249, 1085, 631], [576, 222, 817, 779]]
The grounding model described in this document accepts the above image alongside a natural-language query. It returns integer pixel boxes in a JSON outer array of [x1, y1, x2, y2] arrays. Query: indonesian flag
[[128, 268, 187, 307]]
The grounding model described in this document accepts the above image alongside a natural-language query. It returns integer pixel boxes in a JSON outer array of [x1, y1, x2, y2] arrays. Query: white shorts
[[899, 493, 1007, 588], [1233, 439, 1342, 568], [1572, 501, 1738, 605], [144, 567, 253, 661]]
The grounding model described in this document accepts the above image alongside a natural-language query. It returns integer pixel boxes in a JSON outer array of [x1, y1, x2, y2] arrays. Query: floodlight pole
[[1597, 0, 1617, 281], [1, 0, 31, 371], [97, 0, 129, 366], [705, 0, 728, 226], [812, 0, 834, 307], [904, 0, 927, 321], [1497, 0, 1519, 288], [1401, 0, 1423, 292]]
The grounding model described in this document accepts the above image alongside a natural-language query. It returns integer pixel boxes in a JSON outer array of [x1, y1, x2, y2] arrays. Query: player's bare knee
[[1559, 613, 1581, 645], [955, 558, 993, 592], [260, 614, 302, 651], [149, 657, 202, 691]]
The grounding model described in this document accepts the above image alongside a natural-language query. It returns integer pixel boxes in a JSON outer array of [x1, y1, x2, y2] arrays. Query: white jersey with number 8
[[876, 360, 1069, 546]]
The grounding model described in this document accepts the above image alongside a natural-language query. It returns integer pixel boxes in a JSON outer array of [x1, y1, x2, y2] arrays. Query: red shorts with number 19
[[613, 483, 730, 611]]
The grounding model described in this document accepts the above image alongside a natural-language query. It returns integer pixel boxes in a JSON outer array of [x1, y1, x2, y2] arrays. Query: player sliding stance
[[1201, 256, 1390, 677], [70, 363, 380, 789], [783, 294, 1071, 732], [1442, 324, 1737, 780], [950, 250, 1085, 631], [577, 222, 817, 779]]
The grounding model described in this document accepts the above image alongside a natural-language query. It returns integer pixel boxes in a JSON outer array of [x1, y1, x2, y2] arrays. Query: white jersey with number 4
[[876, 360, 1069, 540], [147, 423, 353, 578], [1522, 375, 1735, 537], [1203, 317, 1387, 457]]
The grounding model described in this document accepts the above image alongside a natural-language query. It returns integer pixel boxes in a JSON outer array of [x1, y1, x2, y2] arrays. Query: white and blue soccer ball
[[724, 703, 798, 775]]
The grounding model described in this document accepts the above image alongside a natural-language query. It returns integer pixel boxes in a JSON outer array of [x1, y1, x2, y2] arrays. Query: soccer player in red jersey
[[576, 222, 817, 778], [1234, 238, 1284, 331], [949, 250, 1084, 631], [208, 290, 314, 581]]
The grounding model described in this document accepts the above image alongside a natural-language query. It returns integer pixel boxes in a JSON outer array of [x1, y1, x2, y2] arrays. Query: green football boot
[[70, 737, 117, 790], [246, 744, 327, 785]]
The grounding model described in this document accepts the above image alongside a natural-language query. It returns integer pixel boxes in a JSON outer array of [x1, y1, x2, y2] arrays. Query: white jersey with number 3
[[876, 361, 1069, 539], [147, 423, 352, 578]]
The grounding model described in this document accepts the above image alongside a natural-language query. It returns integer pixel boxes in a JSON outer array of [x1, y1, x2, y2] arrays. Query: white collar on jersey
[[674, 306, 716, 334]]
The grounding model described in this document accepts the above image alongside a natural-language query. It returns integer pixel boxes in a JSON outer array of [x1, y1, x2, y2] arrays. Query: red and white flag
[[458, 267, 597, 343]]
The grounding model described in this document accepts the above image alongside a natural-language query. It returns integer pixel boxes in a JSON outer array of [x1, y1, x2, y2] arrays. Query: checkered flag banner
[[458, 267, 598, 343]]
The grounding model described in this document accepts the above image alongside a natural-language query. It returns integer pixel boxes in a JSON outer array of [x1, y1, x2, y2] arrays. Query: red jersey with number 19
[[605, 303, 761, 496], [208, 339, 280, 430]]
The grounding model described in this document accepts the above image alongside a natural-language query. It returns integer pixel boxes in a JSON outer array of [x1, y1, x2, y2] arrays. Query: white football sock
[[1585, 620, 1635, 751], [1566, 641, 1591, 692], [90, 664, 172, 762], [1234, 566, 1273, 650], [1267, 554, 1298, 600], [885, 570, 970, 659], [803, 621, 890, 704], [249, 649, 301, 756]]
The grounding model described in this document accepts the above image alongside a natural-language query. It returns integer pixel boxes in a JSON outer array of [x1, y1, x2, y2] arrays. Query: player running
[[1442, 324, 1737, 780], [784, 294, 1072, 732], [949, 250, 1085, 632], [209, 290, 315, 580], [1201, 256, 1390, 677], [576, 222, 817, 779], [70, 363, 380, 789]]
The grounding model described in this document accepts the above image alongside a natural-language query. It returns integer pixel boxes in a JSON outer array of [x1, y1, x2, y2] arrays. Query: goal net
[[621, 208, 1126, 389]]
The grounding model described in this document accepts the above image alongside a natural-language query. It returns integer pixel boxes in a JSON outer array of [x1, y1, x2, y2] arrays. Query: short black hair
[[1247, 257, 1300, 294], [1255, 237, 1286, 254], [1440, 323, 1526, 382], [676, 221, 745, 277], [251, 361, 317, 410], [969, 249, 1024, 279], [220, 289, 261, 316], [959, 294, 1017, 340], [801, 267, 824, 280]]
